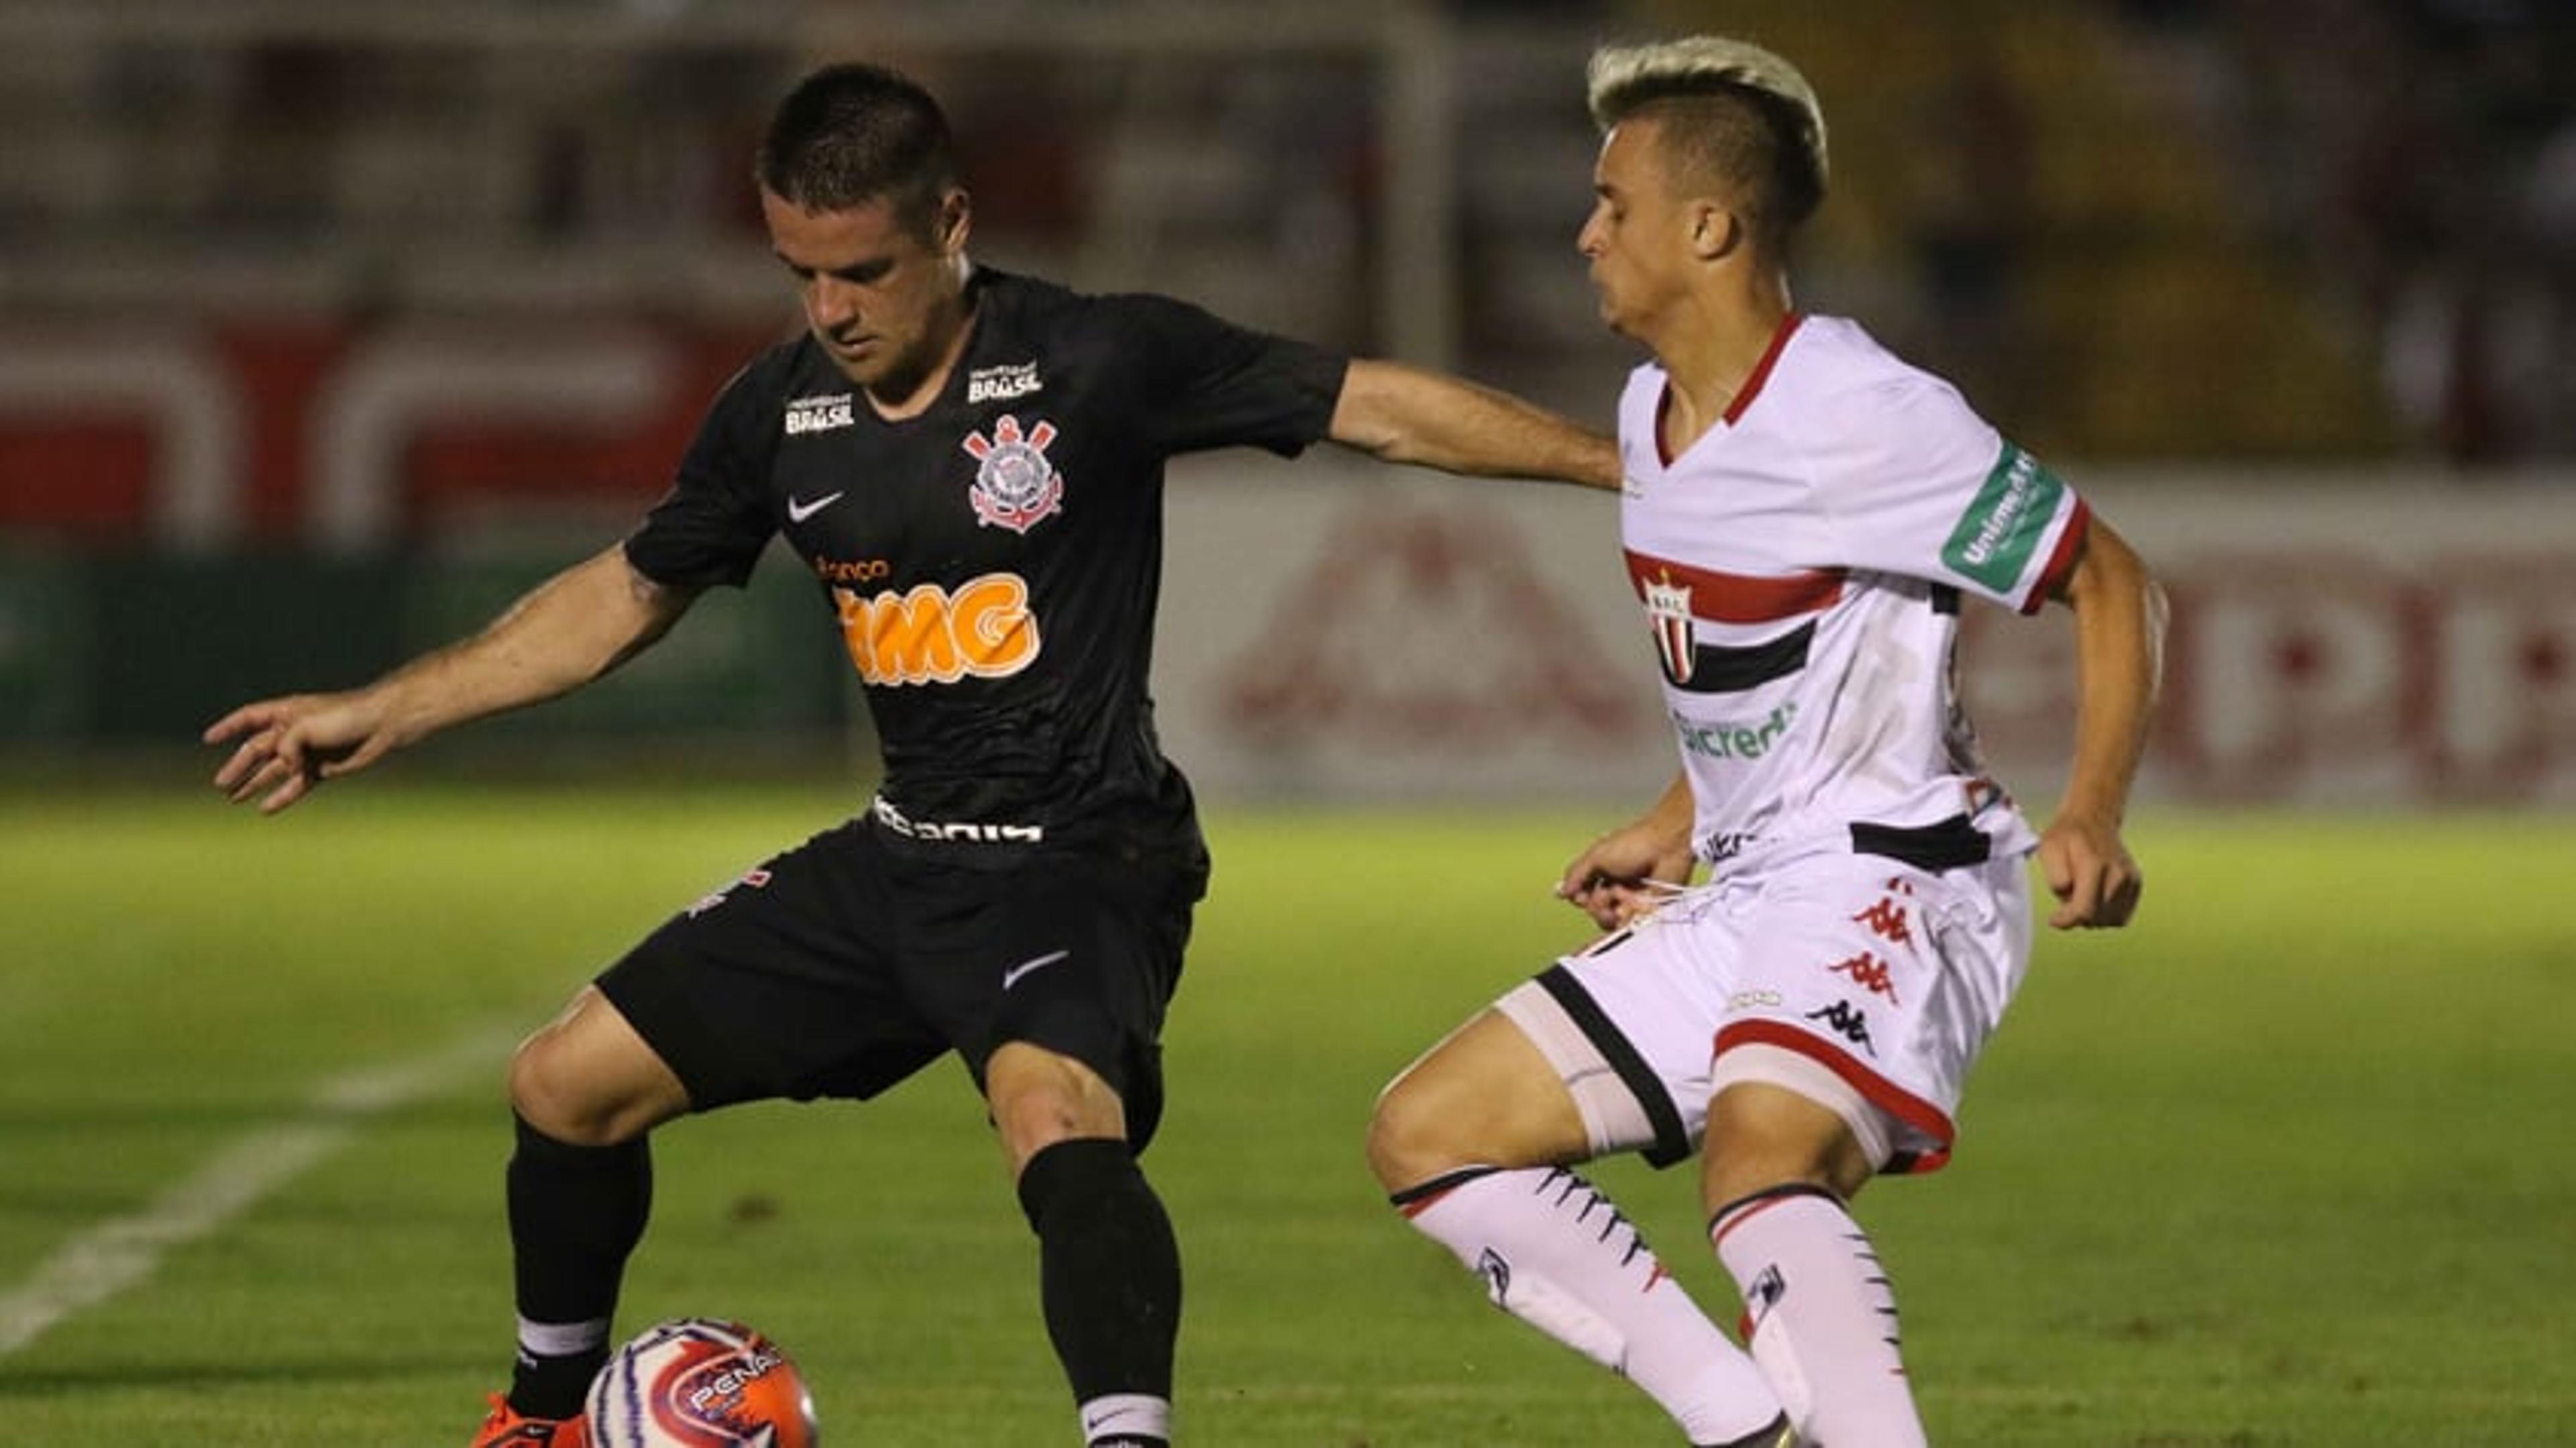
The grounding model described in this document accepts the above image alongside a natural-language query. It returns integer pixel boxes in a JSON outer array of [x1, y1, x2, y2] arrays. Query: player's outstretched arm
[[1556, 772, 1698, 931], [203, 544, 698, 815], [2035, 516, 2165, 929], [1328, 358, 1619, 489]]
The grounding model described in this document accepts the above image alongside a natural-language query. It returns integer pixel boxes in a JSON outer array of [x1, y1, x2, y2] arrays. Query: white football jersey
[[1618, 313, 2089, 874]]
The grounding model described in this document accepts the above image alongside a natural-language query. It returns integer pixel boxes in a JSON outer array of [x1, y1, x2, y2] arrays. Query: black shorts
[[596, 818, 1210, 1151]]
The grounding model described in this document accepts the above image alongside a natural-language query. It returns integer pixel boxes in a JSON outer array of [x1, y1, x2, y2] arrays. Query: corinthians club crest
[[961, 414, 1065, 533], [1644, 569, 1696, 684]]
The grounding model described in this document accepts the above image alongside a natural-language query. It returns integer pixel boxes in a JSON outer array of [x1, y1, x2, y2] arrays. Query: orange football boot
[[470, 1392, 590, 1447]]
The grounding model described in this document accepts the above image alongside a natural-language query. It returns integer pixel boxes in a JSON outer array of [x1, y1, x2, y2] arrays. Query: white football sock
[[1399, 1166, 1784, 1445], [1711, 1184, 1926, 1447]]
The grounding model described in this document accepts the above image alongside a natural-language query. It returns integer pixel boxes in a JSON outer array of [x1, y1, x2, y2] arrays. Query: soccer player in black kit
[[206, 62, 1617, 1448]]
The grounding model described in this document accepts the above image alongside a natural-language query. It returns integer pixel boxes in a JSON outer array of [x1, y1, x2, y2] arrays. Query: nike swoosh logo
[[1000, 949, 1070, 991], [786, 490, 845, 523]]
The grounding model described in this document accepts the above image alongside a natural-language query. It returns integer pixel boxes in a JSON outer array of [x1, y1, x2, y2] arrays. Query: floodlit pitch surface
[[1, 788, 2568, 1445]]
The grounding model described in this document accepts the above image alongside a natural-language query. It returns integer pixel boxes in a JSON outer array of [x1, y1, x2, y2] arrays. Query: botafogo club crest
[[961, 413, 1065, 533], [1644, 569, 1696, 684]]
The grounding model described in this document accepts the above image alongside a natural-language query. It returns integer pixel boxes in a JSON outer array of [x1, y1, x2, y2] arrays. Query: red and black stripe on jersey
[[1623, 549, 1845, 694]]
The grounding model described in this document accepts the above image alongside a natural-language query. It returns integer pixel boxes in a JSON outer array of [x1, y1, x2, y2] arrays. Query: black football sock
[[506, 1113, 653, 1418], [1016, 1137, 1179, 1445]]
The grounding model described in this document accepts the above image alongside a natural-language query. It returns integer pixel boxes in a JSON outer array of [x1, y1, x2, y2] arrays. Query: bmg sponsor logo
[[833, 572, 1040, 686]]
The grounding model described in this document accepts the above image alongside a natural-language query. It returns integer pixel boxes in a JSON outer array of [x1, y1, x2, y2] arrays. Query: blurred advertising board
[[1159, 461, 2576, 809], [3, 316, 2569, 805]]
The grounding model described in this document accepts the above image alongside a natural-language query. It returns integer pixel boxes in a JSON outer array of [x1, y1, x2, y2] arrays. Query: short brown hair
[[757, 62, 959, 235]]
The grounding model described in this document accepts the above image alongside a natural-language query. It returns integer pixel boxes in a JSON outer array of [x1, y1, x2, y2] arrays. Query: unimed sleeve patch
[[1939, 442, 2065, 594]]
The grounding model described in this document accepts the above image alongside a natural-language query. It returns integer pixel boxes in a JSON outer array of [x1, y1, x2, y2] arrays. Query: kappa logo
[[784, 392, 855, 435], [1851, 890, 1915, 947], [834, 571, 1041, 686], [1476, 1247, 1513, 1306], [967, 360, 1042, 403], [1807, 999, 1877, 1055], [1825, 950, 1901, 1005], [961, 414, 1065, 533], [1703, 830, 1763, 862]]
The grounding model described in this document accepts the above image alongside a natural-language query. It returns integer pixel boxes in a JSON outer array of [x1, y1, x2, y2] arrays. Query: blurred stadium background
[[0, 0, 2569, 805]]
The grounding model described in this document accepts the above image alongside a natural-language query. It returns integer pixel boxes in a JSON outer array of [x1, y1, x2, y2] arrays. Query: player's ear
[[934, 187, 971, 256], [1689, 202, 1741, 262]]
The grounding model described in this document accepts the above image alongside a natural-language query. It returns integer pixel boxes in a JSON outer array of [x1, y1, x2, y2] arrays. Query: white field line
[[0, 1023, 519, 1357]]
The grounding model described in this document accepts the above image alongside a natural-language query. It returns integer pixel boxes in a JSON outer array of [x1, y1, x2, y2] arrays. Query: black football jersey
[[625, 268, 1348, 858]]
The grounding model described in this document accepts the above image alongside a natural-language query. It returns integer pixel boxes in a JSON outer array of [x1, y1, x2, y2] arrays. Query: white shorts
[[1497, 845, 2031, 1175]]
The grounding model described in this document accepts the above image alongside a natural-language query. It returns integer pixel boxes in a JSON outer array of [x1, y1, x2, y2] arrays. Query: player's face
[[763, 187, 971, 398], [1577, 120, 1697, 339]]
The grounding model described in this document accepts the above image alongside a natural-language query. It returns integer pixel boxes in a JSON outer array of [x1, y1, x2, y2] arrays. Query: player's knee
[[987, 1043, 1123, 1168], [1364, 1070, 1475, 1192], [508, 1035, 614, 1145], [508, 1019, 674, 1147], [510, 1035, 598, 1143], [1703, 1083, 1874, 1207], [992, 1085, 1087, 1160]]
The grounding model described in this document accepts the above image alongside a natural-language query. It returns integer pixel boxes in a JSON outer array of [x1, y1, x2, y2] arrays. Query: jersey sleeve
[[623, 353, 784, 590], [1809, 372, 2088, 615], [1116, 294, 1349, 458]]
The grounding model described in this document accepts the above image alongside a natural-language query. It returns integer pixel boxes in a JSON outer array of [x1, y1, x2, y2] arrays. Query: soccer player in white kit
[[1366, 36, 2165, 1447]]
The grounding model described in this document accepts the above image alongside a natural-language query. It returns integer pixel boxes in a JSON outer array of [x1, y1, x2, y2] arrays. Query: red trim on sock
[[1707, 1188, 1809, 1249], [1397, 1186, 1460, 1220]]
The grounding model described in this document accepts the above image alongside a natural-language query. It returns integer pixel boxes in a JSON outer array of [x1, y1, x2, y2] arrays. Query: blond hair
[[1586, 37, 1829, 246]]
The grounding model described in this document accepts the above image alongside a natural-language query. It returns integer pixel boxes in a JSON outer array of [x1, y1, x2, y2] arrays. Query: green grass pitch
[[1, 786, 2569, 1445]]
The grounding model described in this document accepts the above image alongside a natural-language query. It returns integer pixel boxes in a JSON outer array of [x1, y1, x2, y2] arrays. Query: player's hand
[[1555, 823, 1695, 931], [2036, 813, 2142, 929], [203, 690, 397, 815]]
